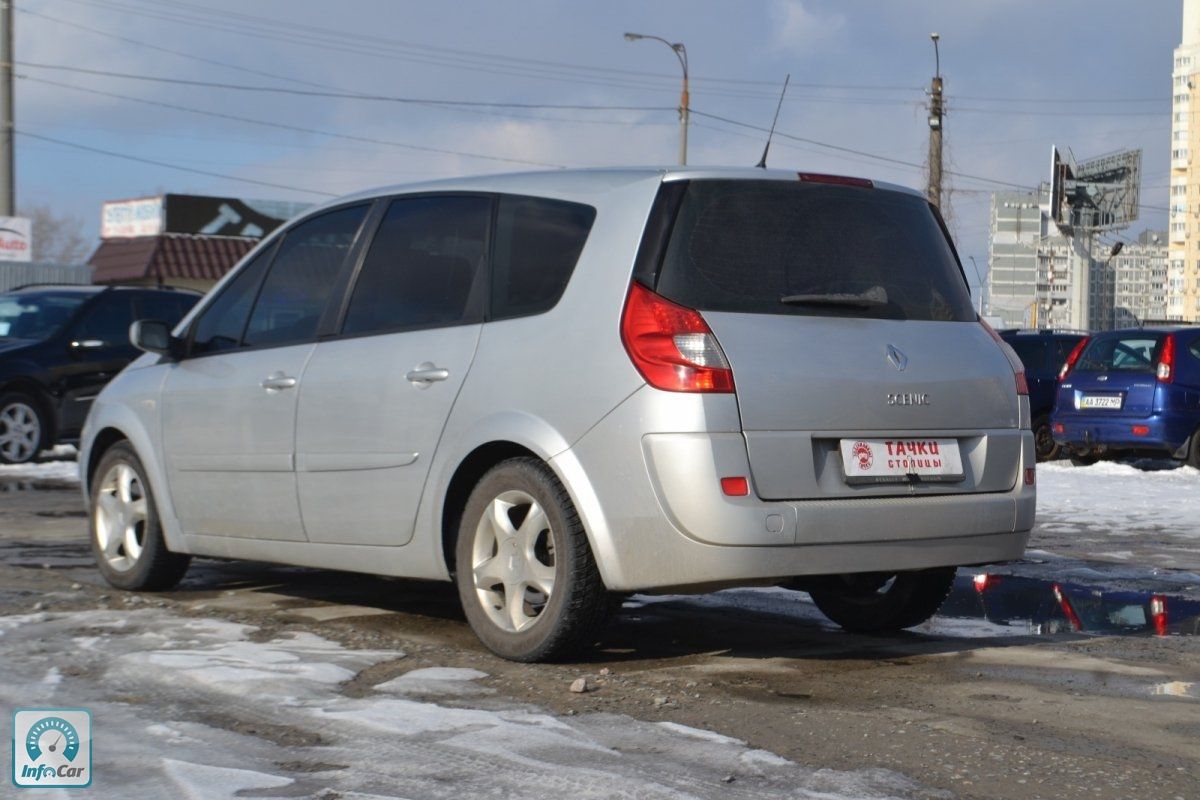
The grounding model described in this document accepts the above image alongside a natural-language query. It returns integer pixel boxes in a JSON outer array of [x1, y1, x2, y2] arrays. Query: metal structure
[[926, 33, 944, 208], [624, 32, 689, 166], [0, 0, 14, 217]]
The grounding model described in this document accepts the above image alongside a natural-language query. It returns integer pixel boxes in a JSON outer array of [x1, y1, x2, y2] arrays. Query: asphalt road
[[1, 477, 1198, 800]]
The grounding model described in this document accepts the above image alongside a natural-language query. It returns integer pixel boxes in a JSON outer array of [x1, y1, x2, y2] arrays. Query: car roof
[[1094, 326, 1200, 335], [303, 166, 925, 216], [3, 284, 200, 296]]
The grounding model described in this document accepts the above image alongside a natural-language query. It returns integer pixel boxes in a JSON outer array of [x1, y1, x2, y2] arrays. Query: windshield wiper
[[780, 286, 888, 309]]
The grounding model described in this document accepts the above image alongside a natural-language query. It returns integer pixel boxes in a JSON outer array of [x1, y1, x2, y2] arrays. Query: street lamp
[[624, 32, 689, 165]]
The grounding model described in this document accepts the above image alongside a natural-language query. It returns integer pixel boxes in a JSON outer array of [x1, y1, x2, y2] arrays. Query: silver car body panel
[[80, 166, 1034, 593]]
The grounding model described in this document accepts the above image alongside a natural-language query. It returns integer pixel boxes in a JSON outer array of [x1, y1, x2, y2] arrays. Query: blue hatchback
[[1051, 327, 1200, 466]]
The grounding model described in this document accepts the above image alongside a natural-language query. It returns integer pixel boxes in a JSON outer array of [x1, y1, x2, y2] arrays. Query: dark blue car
[[1051, 327, 1200, 466], [1001, 330, 1086, 461]]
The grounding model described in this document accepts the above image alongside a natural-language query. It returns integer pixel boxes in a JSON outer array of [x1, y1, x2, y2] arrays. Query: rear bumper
[[557, 386, 1035, 592], [1051, 412, 1193, 455]]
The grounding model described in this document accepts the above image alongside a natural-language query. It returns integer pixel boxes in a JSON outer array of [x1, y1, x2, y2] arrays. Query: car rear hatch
[[647, 176, 1022, 500], [1057, 332, 1166, 420]]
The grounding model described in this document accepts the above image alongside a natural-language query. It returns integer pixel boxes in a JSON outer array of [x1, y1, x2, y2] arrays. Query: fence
[[0, 262, 92, 292]]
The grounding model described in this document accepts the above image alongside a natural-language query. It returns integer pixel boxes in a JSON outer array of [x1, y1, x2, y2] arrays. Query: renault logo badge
[[886, 344, 908, 372]]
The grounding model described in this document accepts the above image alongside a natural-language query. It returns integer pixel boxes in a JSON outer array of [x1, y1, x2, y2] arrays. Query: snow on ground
[[0, 608, 937, 800], [0, 448, 79, 483]]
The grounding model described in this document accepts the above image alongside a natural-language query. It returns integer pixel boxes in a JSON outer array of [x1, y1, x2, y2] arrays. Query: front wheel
[[1033, 414, 1060, 462], [808, 567, 957, 633], [454, 457, 610, 662], [0, 392, 47, 465], [90, 441, 190, 591]]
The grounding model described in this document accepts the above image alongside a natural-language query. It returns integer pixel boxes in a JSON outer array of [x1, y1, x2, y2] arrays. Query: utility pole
[[0, 0, 13, 217], [926, 32, 944, 209]]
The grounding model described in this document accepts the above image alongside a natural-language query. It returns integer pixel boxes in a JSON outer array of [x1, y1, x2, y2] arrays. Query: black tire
[[89, 441, 190, 591], [1187, 430, 1200, 470], [0, 391, 48, 465], [1069, 451, 1099, 467], [808, 567, 957, 633], [1033, 414, 1060, 462], [454, 457, 609, 662]]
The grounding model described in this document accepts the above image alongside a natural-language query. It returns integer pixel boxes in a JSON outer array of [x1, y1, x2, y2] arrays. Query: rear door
[[57, 291, 139, 434], [161, 204, 369, 541], [295, 194, 491, 547], [1058, 332, 1163, 419], [651, 178, 1020, 499]]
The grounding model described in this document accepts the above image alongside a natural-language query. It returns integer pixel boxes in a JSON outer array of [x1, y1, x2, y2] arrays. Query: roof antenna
[[756, 74, 790, 169]]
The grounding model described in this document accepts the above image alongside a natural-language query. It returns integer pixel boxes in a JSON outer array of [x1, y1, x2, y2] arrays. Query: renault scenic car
[[80, 168, 1035, 661]]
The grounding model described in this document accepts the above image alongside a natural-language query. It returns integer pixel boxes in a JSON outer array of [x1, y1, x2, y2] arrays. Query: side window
[[1005, 338, 1045, 372], [342, 196, 490, 335], [490, 195, 596, 320], [189, 245, 276, 355], [245, 205, 368, 347], [72, 293, 137, 348], [136, 292, 199, 326]]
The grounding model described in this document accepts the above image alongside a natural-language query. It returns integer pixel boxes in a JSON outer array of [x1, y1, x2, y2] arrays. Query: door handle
[[406, 364, 450, 386], [261, 373, 298, 392]]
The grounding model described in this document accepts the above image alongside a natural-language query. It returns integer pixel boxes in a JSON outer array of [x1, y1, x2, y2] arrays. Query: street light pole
[[926, 32, 944, 209], [624, 32, 688, 166], [0, 0, 14, 217]]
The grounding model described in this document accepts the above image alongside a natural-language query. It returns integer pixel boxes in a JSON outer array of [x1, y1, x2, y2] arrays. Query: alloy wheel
[[470, 489, 556, 633], [0, 401, 40, 463], [93, 462, 149, 573]]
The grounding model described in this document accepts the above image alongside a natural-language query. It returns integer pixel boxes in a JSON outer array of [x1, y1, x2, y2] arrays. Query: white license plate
[[1079, 394, 1123, 410], [839, 438, 964, 484]]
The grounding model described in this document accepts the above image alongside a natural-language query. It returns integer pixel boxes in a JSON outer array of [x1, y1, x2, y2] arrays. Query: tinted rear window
[[1002, 337, 1047, 371], [654, 180, 975, 322], [1077, 334, 1164, 373]]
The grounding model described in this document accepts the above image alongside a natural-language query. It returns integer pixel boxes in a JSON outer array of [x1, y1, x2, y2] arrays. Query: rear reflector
[[1157, 333, 1176, 383], [1024, 467, 1035, 486], [1150, 595, 1168, 636], [1060, 337, 1089, 381], [1052, 422, 1065, 434], [797, 172, 874, 188], [1132, 425, 1150, 436], [720, 476, 749, 496], [621, 282, 734, 393], [979, 319, 1028, 396]]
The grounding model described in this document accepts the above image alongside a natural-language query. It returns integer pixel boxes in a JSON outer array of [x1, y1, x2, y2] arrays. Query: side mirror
[[130, 319, 179, 358]]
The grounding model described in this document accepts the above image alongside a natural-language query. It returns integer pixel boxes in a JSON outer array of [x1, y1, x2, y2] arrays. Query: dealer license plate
[[1079, 394, 1123, 410], [840, 438, 964, 484]]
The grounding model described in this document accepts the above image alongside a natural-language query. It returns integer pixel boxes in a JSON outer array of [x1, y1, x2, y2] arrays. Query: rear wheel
[[1033, 414, 1060, 462], [90, 441, 190, 591], [1069, 449, 1099, 467], [808, 567, 956, 633], [0, 392, 47, 465], [455, 457, 610, 662], [1187, 430, 1200, 469]]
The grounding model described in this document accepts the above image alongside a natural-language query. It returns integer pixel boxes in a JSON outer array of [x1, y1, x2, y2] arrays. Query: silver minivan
[[80, 168, 1035, 661]]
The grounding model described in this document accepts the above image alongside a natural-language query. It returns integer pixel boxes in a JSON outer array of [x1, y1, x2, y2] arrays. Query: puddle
[[941, 572, 1200, 637], [1151, 681, 1198, 699]]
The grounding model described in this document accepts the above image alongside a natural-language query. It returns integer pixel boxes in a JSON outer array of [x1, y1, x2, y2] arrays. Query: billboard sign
[[1049, 146, 1140, 233], [101, 197, 164, 239], [100, 194, 309, 239], [0, 216, 32, 262]]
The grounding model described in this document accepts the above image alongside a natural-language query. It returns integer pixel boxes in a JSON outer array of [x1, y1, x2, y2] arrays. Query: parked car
[[1052, 327, 1200, 466], [999, 329, 1087, 462], [80, 168, 1035, 661], [0, 284, 200, 464]]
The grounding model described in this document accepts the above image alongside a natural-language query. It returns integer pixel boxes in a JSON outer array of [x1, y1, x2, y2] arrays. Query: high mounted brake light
[[620, 282, 734, 393], [1060, 337, 1089, 381], [797, 172, 874, 188]]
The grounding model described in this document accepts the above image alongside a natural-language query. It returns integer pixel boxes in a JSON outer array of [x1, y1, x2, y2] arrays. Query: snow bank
[[1038, 461, 1200, 539]]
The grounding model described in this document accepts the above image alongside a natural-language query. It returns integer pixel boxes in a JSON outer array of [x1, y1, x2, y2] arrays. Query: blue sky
[[16, 0, 1179, 291]]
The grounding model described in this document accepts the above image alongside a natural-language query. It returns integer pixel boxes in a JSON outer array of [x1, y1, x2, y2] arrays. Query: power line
[[19, 74, 569, 169], [17, 130, 336, 196]]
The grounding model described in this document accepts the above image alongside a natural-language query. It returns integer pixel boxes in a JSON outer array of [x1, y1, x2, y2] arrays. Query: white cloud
[[770, 0, 846, 53]]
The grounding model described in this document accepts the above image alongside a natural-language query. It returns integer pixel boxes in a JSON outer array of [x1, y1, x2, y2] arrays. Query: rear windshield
[[1076, 334, 1164, 373], [654, 180, 975, 322]]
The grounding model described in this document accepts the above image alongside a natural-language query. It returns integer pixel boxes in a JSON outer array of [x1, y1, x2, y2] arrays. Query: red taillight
[[1132, 425, 1150, 436], [1150, 595, 1168, 636], [1157, 334, 1176, 383], [1060, 338, 1089, 381], [1024, 467, 1036, 486], [720, 476, 749, 496], [797, 172, 874, 188], [980, 320, 1028, 396], [620, 282, 734, 393]]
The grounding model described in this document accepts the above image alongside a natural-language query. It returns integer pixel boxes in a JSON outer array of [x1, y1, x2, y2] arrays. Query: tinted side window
[[245, 205, 368, 347], [190, 245, 275, 355], [72, 293, 137, 348], [491, 195, 596, 320], [1003, 338, 1046, 372], [136, 292, 199, 326], [1053, 337, 1084, 370], [342, 196, 490, 335]]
